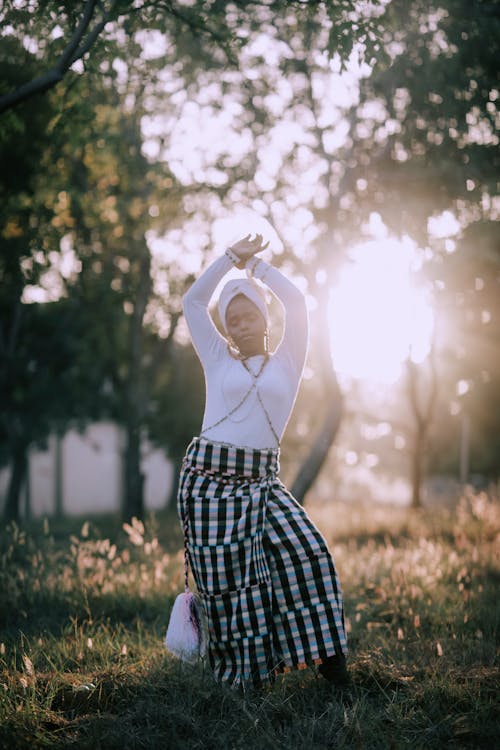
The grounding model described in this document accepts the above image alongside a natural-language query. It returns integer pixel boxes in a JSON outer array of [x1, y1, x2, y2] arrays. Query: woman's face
[[225, 294, 266, 357]]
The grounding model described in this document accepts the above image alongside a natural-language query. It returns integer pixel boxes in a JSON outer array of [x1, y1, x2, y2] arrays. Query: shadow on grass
[[0, 588, 174, 645], [0, 658, 384, 750], [2, 655, 498, 750]]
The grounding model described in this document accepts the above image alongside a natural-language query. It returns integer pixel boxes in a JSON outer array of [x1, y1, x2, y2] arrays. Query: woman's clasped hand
[[228, 233, 270, 268]]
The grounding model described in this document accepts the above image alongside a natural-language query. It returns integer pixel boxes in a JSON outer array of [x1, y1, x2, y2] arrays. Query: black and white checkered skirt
[[177, 436, 347, 688]]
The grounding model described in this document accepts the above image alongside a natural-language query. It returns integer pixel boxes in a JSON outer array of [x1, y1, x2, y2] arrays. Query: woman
[[178, 232, 348, 689]]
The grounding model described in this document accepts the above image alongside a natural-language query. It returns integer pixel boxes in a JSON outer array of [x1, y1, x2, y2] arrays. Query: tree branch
[[69, 0, 118, 65], [57, 0, 100, 70], [0, 0, 116, 115]]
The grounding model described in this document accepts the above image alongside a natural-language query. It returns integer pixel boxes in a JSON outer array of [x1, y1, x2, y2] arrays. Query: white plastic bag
[[165, 591, 207, 663]]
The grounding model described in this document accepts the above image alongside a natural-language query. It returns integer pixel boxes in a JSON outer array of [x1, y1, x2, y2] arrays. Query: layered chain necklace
[[201, 353, 280, 444]]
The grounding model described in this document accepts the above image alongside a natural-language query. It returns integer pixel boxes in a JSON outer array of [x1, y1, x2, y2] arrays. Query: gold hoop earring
[[227, 336, 241, 359]]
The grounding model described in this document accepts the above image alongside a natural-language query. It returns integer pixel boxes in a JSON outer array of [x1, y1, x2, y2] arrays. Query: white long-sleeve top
[[183, 255, 308, 449]]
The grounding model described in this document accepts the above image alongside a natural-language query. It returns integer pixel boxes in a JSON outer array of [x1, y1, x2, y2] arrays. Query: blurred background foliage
[[0, 0, 498, 522]]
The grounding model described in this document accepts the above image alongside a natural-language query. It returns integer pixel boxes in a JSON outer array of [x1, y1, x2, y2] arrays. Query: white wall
[[0, 421, 174, 518], [62, 423, 123, 514], [29, 436, 56, 516], [143, 447, 174, 510]]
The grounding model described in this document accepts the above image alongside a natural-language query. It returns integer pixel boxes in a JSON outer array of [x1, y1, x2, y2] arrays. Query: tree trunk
[[121, 248, 151, 522], [54, 431, 64, 518], [287, 72, 358, 505], [405, 344, 438, 509], [123, 424, 144, 522], [291, 339, 343, 506], [410, 427, 425, 508], [24, 452, 31, 521], [459, 412, 470, 485], [290, 392, 343, 504], [4, 444, 28, 522], [290, 276, 344, 504]]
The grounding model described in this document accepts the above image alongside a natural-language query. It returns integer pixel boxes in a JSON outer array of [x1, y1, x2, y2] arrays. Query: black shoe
[[318, 654, 351, 687]]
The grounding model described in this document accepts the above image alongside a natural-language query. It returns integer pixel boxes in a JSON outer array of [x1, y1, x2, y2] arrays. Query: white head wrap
[[218, 278, 268, 331]]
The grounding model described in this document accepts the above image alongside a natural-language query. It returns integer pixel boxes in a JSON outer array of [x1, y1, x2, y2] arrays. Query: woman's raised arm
[[248, 258, 308, 377], [182, 255, 233, 363]]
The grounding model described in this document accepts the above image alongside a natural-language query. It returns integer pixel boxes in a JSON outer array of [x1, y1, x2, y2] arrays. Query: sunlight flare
[[328, 238, 434, 383]]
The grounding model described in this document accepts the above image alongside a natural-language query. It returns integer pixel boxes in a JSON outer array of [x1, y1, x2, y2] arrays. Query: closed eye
[[228, 313, 257, 326]]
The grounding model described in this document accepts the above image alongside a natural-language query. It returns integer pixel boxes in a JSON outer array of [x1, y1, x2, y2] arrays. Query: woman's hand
[[229, 233, 269, 269]]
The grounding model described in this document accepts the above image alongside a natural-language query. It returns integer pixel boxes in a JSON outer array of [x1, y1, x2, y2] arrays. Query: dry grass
[[1, 488, 498, 749]]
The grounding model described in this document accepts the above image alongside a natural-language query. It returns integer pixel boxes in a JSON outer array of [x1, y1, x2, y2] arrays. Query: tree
[[405, 344, 438, 507], [152, 3, 385, 502], [0, 5, 235, 519], [0, 1, 384, 114], [0, 298, 98, 521], [0, 39, 87, 521], [246, 0, 500, 502], [311, 0, 500, 501], [114, 2, 385, 503], [426, 219, 500, 482], [148, 342, 205, 506], [38, 69, 187, 520], [0, 0, 116, 114], [0, 0, 398, 518], [0, 0, 240, 114]]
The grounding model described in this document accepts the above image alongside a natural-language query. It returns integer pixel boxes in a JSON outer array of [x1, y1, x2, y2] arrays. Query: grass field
[[1, 489, 498, 749]]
